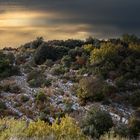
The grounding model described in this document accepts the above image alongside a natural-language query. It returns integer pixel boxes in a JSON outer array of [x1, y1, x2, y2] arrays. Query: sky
[[0, 0, 140, 47]]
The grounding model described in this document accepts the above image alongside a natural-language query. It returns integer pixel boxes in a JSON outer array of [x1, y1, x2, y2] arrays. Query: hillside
[[0, 34, 140, 140]]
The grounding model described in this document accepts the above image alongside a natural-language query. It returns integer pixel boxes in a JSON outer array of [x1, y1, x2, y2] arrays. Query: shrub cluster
[[27, 69, 51, 88], [0, 116, 87, 140]]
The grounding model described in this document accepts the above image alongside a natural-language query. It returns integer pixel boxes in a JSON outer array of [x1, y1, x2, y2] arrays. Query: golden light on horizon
[[0, 11, 52, 27], [0, 9, 90, 48]]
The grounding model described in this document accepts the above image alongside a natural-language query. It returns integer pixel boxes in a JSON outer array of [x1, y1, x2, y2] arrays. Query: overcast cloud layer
[[0, 0, 140, 47]]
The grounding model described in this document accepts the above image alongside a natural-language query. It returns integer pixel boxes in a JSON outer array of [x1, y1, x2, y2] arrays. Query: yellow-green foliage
[[0, 116, 88, 140], [51, 116, 87, 140], [129, 44, 140, 52], [83, 44, 94, 53], [90, 43, 121, 64], [0, 118, 26, 140], [100, 131, 129, 140]]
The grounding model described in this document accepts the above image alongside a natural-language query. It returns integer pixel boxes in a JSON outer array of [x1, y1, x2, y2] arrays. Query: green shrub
[[1, 83, 21, 94], [128, 114, 140, 138], [34, 43, 69, 65], [22, 63, 34, 73], [129, 90, 140, 107], [115, 76, 126, 89], [27, 69, 47, 88], [112, 111, 140, 139], [114, 124, 129, 138], [81, 107, 113, 138], [90, 43, 121, 64], [0, 116, 88, 140], [77, 77, 105, 102], [0, 101, 7, 111], [61, 55, 72, 67], [51, 65, 66, 75], [44, 79, 52, 87], [20, 95, 29, 102], [102, 84, 117, 98], [0, 52, 20, 79], [100, 130, 129, 140], [28, 79, 48, 88], [44, 59, 54, 67], [36, 91, 47, 102]]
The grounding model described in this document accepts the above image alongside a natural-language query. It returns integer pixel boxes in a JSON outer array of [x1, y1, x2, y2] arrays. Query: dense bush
[[34, 43, 69, 64], [44, 59, 54, 67], [114, 124, 130, 138], [90, 42, 140, 80], [115, 76, 126, 88], [20, 95, 29, 102], [128, 111, 140, 136], [113, 110, 140, 139], [81, 107, 113, 138], [1, 83, 21, 94], [90, 43, 121, 64], [50, 64, 66, 75], [83, 44, 94, 53], [0, 52, 20, 79], [129, 90, 140, 107], [102, 84, 117, 98], [61, 55, 72, 67], [27, 69, 48, 88], [122, 34, 139, 44], [35, 91, 48, 102], [100, 130, 129, 140], [77, 77, 105, 102], [0, 101, 7, 111], [0, 116, 87, 140]]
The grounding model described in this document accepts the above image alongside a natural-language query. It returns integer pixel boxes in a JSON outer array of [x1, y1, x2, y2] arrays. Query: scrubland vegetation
[[0, 34, 140, 139]]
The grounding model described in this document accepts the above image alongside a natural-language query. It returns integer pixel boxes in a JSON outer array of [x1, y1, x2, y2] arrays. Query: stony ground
[[0, 65, 134, 124]]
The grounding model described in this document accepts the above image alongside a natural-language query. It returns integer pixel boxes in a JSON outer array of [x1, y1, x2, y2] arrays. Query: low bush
[[35, 91, 47, 102], [0, 101, 7, 111], [102, 84, 117, 98], [128, 114, 140, 138], [27, 69, 48, 88], [129, 90, 140, 107], [115, 76, 126, 89], [51, 65, 66, 75], [1, 83, 21, 94], [114, 124, 129, 138], [0, 116, 88, 140], [20, 95, 29, 103], [77, 77, 105, 102], [81, 107, 113, 138]]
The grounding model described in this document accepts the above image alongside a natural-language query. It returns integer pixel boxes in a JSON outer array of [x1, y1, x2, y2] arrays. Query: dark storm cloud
[[0, 0, 140, 38]]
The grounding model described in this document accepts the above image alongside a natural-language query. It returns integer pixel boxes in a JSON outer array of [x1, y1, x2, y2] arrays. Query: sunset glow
[[0, 0, 139, 48], [0, 9, 90, 48], [0, 11, 53, 27]]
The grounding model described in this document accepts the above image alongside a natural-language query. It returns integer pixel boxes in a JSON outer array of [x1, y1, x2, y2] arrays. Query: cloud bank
[[0, 0, 140, 47]]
